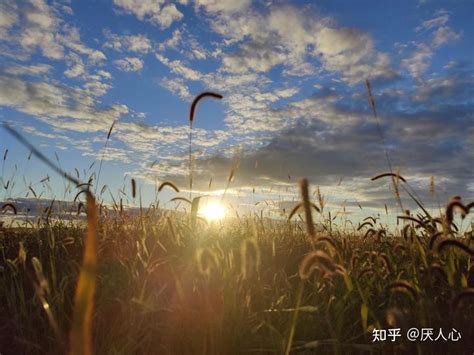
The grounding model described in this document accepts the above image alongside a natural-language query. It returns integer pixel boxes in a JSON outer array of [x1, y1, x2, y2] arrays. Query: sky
[[0, 0, 473, 224]]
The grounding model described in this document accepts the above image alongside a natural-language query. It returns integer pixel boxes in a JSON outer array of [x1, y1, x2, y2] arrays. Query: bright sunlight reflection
[[200, 201, 226, 221]]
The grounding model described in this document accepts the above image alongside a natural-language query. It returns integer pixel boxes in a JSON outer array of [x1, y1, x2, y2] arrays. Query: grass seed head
[[299, 250, 337, 280], [241, 239, 261, 279]]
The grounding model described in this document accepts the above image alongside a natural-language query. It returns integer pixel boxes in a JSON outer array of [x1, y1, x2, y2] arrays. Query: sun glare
[[200, 201, 226, 221]]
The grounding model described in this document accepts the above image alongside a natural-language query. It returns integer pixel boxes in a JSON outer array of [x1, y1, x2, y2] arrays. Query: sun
[[200, 201, 226, 221]]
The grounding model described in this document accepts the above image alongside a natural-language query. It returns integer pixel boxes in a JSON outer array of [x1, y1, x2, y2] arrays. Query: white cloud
[[64, 52, 85, 78], [282, 61, 318, 77], [0, 75, 128, 132], [19, 0, 64, 59], [222, 36, 287, 73], [117, 122, 229, 152], [159, 4, 183, 28], [20, 29, 64, 60], [113, 0, 183, 28], [412, 75, 472, 102], [253, 87, 299, 103], [432, 26, 462, 47], [267, 6, 317, 56], [59, 26, 106, 63], [150, 5, 397, 170], [313, 27, 394, 83], [132, 111, 146, 119], [104, 31, 152, 53], [315, 28, 371, 57], [98, 70, 113, 79], [160, 77, 191, 100], [413, 9, 461, 49], [209, 11, 264, 46], [123, 36, 151, 53], [203, 72, 267, 93], [402, 11, 461, 80], [26, 0, 55, 28], [5, 63, 52, 76], [415, 10, 449, 32], [22, 125, 69, 140], [114, 57, 144, 72], [158, 28, 183, 51], [157, 28, 209, 61], [275, 87, 299, 98], [61, 4, 73, 15], [83, 147, 131, 163], [0, 0, 106, 69], [155, 53, 201, 80], [401, 43, 432, 80], [0, 2, 18, 36], [115, 123, 190, 156], [191, 47, 207, 60], [83, 81, 112, 97], [209, 6, 394, 83], [413, 76, 456, 101], [110, 120, 230, 180], [195, 0, 250, 14]]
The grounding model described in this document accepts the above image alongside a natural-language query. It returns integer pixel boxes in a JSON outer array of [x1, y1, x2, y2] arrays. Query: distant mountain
[[0, 197, 179, 220], [1, 197, 79, 216]]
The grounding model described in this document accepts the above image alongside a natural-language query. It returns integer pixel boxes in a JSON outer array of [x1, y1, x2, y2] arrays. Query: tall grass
[[3, 124, 98, 355], [0, 180, 473, 353], [188, 92, 223, 198]]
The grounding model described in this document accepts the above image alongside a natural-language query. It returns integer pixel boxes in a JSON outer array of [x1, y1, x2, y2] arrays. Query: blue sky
[[0, 0, 473, 222]]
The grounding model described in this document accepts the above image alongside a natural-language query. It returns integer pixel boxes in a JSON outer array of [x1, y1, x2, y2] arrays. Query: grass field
[[1, 176, 473, 354]]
